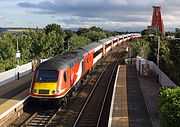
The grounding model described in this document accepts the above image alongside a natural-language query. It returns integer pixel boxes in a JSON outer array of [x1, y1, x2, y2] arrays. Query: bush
[[0, 63, 5, 72], [159, 86, 180, 127]]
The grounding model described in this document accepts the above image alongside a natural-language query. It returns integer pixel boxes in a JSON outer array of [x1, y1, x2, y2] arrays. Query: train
[[30, 33, 141, 103]]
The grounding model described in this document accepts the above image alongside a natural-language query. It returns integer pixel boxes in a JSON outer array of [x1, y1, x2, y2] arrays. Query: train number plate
[[38, 90, 49, 94]]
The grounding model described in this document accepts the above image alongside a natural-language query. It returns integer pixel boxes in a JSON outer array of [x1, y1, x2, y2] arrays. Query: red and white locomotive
[[30, 33, 141, 101]]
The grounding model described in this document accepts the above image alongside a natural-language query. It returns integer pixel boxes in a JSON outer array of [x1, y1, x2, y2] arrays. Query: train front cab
[[30, 69, 70, 99]]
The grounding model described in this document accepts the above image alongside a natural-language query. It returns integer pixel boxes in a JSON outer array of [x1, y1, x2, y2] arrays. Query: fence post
[[17, 72, 20, 80], [156, 74, 159, 83]]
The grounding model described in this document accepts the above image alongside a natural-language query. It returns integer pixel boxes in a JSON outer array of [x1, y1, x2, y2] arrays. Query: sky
[[0, 0, 180, 31]]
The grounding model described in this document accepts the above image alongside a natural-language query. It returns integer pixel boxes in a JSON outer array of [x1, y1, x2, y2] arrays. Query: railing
[[136, 56, 176, 87], [0, 59, 48, 86], [0, 62, 32, 86]]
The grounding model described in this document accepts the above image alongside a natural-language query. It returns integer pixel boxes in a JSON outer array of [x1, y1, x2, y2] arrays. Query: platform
[[108, 65, 155, 127], [0, 72, 32, 126]]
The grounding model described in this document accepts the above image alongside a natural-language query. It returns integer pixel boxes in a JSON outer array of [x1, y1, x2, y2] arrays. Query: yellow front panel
[[33, 82, 57, 95]]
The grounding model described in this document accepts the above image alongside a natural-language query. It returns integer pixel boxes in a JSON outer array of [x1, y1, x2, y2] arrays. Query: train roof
[[36, 43, 102, 71], [36, 58, 68, 70], [108, 36, 118, 41], [98, 38, 111, 44], [117, 35, 123, 38], [37, 52, 84, 70], [80, 42, 102, 53], [54, 53, 83, 68], [70, 48, 88, 57]]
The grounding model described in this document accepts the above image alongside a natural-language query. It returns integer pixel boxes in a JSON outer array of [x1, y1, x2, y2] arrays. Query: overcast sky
[[0, 0, 180, 31]]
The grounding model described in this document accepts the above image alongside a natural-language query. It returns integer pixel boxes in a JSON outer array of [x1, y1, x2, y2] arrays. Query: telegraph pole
[[157, 36, 160, 67]]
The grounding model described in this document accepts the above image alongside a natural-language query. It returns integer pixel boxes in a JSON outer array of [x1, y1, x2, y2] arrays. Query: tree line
[[0, 23, 120, 72], [131, 29, 180, 86]]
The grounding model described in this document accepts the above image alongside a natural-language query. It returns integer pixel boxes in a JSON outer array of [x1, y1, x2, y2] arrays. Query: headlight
[[52, 90, 59, 94], [56, 90, 59, 93], [52, 90, 55, 94]]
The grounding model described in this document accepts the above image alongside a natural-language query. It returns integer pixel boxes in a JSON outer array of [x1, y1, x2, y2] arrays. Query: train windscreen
[[35, 70, 58, 82]]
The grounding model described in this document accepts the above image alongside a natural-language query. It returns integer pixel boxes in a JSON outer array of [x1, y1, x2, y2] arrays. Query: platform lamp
[[16, 36, 21, 66], [16, 34, 27, 79], [16, 34, 27, 66], [148, 34, 160, 67]]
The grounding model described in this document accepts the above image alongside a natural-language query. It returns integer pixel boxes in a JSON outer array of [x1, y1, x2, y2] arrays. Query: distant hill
[[0, 26, 144, 34], [0, 27, 79, 33], [63, 27, 79, 32], [0, 27, 29, 33], [0, 27, 44, 33], [0, 27, 7, 33], [114, 26, 146, 32]]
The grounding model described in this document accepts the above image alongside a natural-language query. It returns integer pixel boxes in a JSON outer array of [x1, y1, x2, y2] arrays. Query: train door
[[111, 41, 113, 49], [83, 56, 88, 74], [102, 43, 106, 56], [88, 51, 94, 69], [70, 67, 75, 87], [65, 68, 71, 89], [82, 60, 84, 75]]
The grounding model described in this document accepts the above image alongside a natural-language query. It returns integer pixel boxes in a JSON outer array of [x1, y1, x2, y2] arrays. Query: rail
[[73, 50, 125, 127], [20, 107, 60, 127]]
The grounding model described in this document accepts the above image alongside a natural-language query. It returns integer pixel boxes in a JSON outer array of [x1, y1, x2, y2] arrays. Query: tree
[[167, 39, 180, 85], [69, 34, 91, 51], [76, 28, 89, 36], [89, 26, 103, 32], [0, 49, 5, 72], [50, 31, 64, 55], [44, 23, 64, 36], [17, 34, 32, 64], [165, 31, 174, 37], [82, 31, 107, 42], [0, 33, 16, 70], [104, 30, 113, 37], [131, 38, 150, 59], [141, 29, 163, 37], [175, 28, 180, 38]]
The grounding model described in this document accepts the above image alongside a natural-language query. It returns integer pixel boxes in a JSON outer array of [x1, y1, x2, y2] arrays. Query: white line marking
[[108, 65, 121, 127]]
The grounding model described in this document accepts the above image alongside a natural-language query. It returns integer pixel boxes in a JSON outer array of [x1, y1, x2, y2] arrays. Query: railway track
[[20, 106, 61, 127], [72, 50, 125, 127]]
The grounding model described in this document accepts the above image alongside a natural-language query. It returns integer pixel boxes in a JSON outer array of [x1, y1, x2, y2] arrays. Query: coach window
[[64, 72, 67, 82]]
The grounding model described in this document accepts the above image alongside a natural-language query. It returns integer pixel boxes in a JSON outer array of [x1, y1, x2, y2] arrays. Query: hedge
[[159, 86, 180, 127]]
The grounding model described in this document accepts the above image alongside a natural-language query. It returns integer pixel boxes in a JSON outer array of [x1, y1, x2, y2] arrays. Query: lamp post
[[157, 36, 160, 67], [144, 34, 160, 67], [16, 34, 27, 66], [16, 37, 20, 66]]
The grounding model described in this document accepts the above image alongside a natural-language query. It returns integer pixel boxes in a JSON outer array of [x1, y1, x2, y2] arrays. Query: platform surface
[[109, 65, 154, 127], [0, 72, 32, 120], [0, 72, 32, 105]]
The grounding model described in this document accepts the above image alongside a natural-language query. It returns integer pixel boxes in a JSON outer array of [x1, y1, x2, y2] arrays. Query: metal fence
[[136, 56, 176, 87]]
